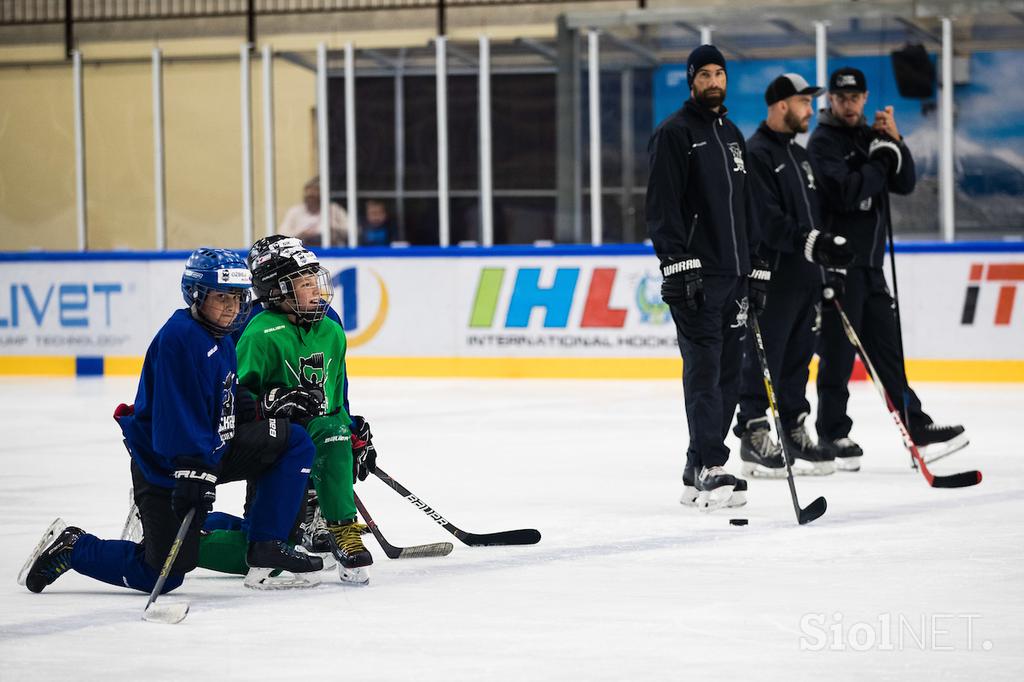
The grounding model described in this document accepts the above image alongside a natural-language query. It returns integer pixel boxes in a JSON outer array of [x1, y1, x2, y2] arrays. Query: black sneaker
[[736, 417, 787, 479], [23, 524, 85, 593], [820, 437, 864, 472], [783, 413, 835, 476]]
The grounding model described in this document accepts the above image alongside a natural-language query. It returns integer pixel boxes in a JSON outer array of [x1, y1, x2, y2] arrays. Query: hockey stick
[[747, 311, 827, 525], [884, 200, 916, 469], [353, 493, 454, 559], [142, 508, 193, 625], [372, 467, 542, 546], [833, 299, 982, 488]]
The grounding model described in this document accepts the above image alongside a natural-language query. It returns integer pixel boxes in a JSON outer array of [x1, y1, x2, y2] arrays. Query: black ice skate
[[327, 519, 373, 585], [695, 466, 737, 512], [736, 417, 787, 479], [682, 468, 746, 508], [820, 437, 864, 472], [783, 413, 835, 476], [911, 423, 969, 463], [244, 540, 324, 590], [18, 520, 84, 593]]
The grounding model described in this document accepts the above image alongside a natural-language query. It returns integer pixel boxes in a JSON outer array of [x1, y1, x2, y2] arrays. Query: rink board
[[0, 244, 1021, 379]]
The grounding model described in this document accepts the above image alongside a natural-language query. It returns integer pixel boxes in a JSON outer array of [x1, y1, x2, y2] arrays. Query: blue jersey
[[118, 308, 239, 487]]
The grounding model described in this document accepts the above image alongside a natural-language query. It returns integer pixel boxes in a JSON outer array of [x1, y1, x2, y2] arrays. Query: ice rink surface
[[0, 376, 1021, 681]]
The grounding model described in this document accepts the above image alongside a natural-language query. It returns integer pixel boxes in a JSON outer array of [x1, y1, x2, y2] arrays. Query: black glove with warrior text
[[660, 256, 704, 312], [172, 457, 218, 527], [802, 229, 855, 268], [822, 268, 847, 307], [261, 386, 325, 425], [350, 415, 377, 483], [748, 257, 772, 317]]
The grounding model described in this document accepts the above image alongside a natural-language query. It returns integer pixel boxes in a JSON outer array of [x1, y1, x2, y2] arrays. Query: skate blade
[[922, 435, 970, 465], [741, 462, 787, 479], [679, 485, 699, 507], [244, 567, 322, 590], [792, 460, 836, 476], [17, 518, 67, 587], [834, 457, 861, 472], [338, 565, 370, 586], [143, 601, 189, 624], [697, 485, 736, 513]]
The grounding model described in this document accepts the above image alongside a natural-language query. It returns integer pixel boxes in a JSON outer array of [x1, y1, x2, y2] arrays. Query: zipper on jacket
[[711, 120, 741, 275]]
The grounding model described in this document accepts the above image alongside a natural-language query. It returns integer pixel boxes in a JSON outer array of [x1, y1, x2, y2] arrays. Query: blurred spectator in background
[[360, 199, 394, 247], [278, 176, 348, 247]]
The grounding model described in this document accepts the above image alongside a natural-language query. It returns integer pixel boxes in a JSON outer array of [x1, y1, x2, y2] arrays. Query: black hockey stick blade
[[354, 493, 453, 560], [143, 508, 193, 624], [455, 528, 542, 547], [930, 470, 983, 489], [372, 467, 541, 547], [798, 496, 828, 525]]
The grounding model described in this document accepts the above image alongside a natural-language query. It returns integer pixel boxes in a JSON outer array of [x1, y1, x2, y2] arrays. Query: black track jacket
[[746, 122, 824, 289], [646, 98, 757, 276], [807, 109, 916, 269]]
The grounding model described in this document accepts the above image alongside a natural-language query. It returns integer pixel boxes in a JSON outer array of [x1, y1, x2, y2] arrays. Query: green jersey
[[237, 309, 350, 422]]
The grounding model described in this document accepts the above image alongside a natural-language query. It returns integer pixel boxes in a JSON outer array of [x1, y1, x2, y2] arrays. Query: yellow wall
[[0, 39, 316, 252], [0, 65, 77, 250]]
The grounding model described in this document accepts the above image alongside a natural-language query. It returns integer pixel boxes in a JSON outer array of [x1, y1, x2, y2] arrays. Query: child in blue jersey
[[19, 248, 323, 595]]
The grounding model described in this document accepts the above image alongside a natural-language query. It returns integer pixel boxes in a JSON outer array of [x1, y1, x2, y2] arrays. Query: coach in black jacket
[[735, 74, 853, 479], [646, 45, 766, 511], [808, 67, 965, 469]]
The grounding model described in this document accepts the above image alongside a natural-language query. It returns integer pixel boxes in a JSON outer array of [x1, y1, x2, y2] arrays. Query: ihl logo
[[961, 263, 1024, 326]]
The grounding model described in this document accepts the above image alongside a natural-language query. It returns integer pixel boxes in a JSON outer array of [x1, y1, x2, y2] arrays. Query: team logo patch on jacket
[[801, 161, 817, 190], [727, 142, 746, 174]]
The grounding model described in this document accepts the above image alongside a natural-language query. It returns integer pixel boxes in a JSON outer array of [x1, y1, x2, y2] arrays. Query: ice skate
[[300, 498, 337, 571], [19, 520, 84, 593], [327, 520, 373, 585], [736, 417, 787, 479], [783, 413, 835, 475], [821, 437, 863, 472], [911, 423, 969, 463], [121, 488, 143, 542], [682, 468, 746, 508], [695, 466, 737, 512], [244, 541, 323, 590]]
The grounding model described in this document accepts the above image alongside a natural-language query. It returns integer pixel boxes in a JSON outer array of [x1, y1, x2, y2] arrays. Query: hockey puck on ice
[[728, 518, 749, 526]]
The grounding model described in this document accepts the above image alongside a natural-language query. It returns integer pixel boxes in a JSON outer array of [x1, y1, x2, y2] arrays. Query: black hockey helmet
[[249, 238, 333, 325]]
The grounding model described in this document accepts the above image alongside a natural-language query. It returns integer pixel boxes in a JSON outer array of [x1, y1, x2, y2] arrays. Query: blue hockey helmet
[[180, 247, 253, 336]]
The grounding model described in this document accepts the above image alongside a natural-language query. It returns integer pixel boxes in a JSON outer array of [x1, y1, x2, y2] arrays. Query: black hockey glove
[[172, 457, 218, 527], [660, 256, 704, 312], [802, 229, 854, 268], [868, 137, 903, 176], [822, 268, 847, 307], [235, 386, 260, 425], [748, 257, 772, 317], [261, 386, 325, 424], [350, 415, 377, 483]]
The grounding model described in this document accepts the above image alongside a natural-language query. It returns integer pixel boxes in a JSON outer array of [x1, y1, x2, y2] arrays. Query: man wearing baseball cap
[[646, 44, 764, 511], [808, 67, 966, 470], [734, 73, 854, 479]]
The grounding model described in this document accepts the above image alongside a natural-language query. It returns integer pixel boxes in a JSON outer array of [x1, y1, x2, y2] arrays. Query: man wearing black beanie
[[646, 44, 765, 512]]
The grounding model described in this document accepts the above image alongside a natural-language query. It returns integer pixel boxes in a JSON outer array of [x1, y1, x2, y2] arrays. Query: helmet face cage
[[181, 248, 253, 337], [279, 265, 333, 325]]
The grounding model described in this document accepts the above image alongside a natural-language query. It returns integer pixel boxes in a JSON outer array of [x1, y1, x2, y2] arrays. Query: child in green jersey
[[198, 237, 377, 585]]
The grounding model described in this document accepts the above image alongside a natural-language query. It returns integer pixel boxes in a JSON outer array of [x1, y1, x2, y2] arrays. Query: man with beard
[[808, 67, 966, 471], [646, 45, 765, 511], [734, 74, 854, 479]]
